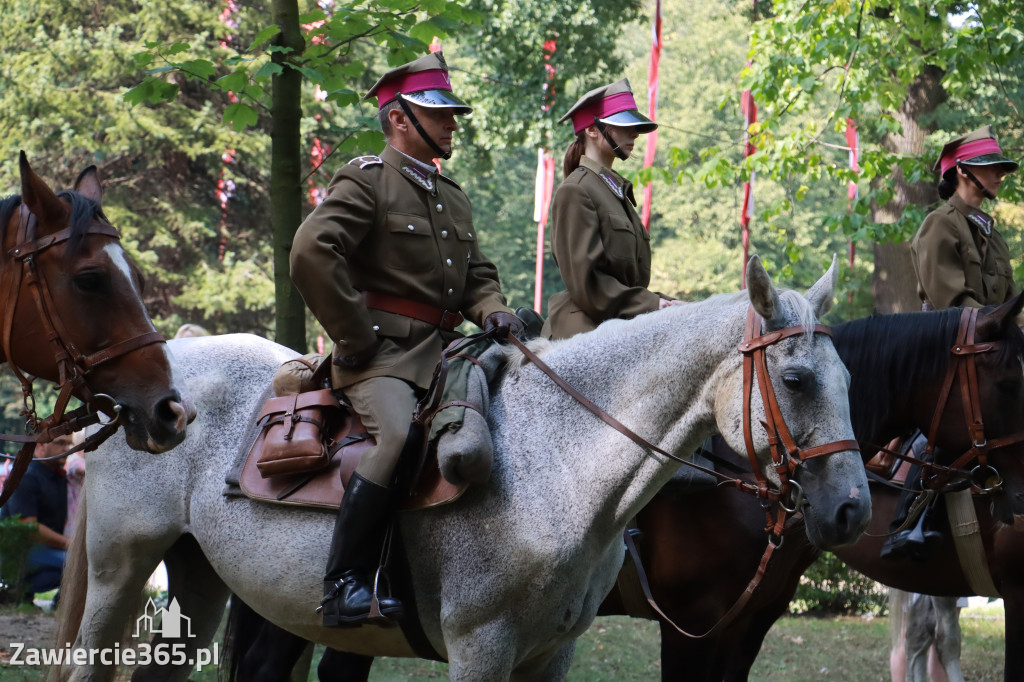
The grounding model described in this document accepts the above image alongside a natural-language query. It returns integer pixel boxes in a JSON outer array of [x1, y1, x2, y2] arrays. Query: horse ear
[[979, 290, 1024, 337], [805, 254, 838, 319], [746, 255, 781, 324], [19, 151, 67, 228], [73, 165, 103, 205]]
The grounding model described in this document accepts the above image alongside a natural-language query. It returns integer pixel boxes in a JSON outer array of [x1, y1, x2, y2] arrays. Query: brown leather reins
[[0, 201, 166, 507], [506, 307, 859, 640]]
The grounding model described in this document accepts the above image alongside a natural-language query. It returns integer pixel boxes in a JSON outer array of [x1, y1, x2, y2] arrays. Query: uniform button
[[407, 224, 415, 231], [372, 325, 380, 332], [468, 232, 473, 238], [988, 269, 996, 275], [448, 288, 454, 295], [446, 258, 453, 266], [436, 203, 444, 213], [441, 230, 448, 238]]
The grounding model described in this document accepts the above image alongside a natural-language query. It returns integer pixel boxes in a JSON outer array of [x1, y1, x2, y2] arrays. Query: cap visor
[[598, 109, 658, 133], [401, 90, 472, 114], [959, 153, 1019, 172]]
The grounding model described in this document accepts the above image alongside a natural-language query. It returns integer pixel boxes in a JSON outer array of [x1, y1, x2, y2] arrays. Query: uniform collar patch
[[400, 163, 436, 192], [348, 155, 383, 169], [599, 171, 624, 200], [968, 212, 993, 235]]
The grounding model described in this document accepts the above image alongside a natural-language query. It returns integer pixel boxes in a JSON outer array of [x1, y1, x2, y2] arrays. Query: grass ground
[[0, 605, 1007, 680]]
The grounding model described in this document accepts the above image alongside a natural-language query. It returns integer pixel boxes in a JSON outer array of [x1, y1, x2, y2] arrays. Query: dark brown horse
[[0, 153, 194, 461], [222, 297, 1024, 681]]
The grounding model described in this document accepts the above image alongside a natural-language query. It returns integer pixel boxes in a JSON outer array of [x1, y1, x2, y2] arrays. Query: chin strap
[[957, 162, 996, 201], [397, 96, 452, 161], [594, 117, 628, 161]]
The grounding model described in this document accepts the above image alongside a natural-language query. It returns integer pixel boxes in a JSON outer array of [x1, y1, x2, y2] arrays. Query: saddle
[[864, 435, 915, 484], [225, 335, 505, 512]]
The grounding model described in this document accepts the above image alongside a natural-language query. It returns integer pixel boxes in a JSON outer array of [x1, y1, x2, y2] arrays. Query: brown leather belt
[[362, 291, 464, 331]]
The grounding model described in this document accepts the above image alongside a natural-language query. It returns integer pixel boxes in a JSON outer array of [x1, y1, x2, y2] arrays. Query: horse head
[[1, 153, 195, 452], [717, 255, 870, 549]]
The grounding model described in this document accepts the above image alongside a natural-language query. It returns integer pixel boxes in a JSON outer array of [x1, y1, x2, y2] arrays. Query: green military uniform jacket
[[546, 156, 659, 339], [911, 194, 1018, 309], [290, 145, 513, 390]]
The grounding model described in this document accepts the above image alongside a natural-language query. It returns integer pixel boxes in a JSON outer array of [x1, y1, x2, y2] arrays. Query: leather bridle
[[911, 306, 1024, 493], [738, 307, 859, 529], [0, 201, 166, 507], [617, 306, 859, 641]]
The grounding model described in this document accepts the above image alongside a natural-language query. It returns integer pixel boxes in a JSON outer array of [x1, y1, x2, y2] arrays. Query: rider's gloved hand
[[483, 312, 525, 340]]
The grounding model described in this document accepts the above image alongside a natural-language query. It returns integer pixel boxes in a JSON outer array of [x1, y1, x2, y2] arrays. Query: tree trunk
[[870, 64, 946, 314], [270, 0, 307, 351]]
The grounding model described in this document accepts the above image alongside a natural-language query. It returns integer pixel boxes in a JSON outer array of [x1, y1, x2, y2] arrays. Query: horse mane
[[831, 308, 1024, 440], [0, 190, 107, 258]]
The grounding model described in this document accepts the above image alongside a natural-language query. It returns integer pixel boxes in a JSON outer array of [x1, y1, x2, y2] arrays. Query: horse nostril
[[156, 395, 189, 432]]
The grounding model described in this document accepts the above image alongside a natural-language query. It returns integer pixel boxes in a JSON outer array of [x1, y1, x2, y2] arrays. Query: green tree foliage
[[0, 0, 276, 338], [707, 0, 1024, 252], [792, 552, 889, 615]]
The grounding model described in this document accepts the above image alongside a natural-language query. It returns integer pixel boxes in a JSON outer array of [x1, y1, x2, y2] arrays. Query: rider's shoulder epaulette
[[438, 174, 463, 191], [347, 155, 383, 169]]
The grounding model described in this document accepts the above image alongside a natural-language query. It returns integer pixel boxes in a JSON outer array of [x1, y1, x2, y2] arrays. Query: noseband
[[0, 201, 166, 507]]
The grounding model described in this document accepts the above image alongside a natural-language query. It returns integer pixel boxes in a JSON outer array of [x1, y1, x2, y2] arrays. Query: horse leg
[[657, 623, 717, 681], [1003, 587, 1024, 681], [130, 534, 229, 682], [317, 649, 375, 682], [444, 621, 517, 682], [66, 514, 177, 682], [903, 594, 936, 682], [929, 597, 964, 682]]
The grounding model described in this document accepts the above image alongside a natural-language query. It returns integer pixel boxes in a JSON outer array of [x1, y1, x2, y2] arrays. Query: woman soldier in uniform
[[882, 125, 1020, 560], [544, 79, 681, 340]]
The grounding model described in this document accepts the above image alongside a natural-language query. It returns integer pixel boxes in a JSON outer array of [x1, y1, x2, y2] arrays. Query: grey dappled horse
[[54, 256, 870, 682]]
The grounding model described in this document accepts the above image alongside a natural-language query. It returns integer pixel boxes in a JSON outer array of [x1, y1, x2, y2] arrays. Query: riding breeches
[[343, 377, 419, 487]]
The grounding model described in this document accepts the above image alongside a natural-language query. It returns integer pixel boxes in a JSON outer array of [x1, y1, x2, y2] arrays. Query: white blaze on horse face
[[103, 243, 141, 299]]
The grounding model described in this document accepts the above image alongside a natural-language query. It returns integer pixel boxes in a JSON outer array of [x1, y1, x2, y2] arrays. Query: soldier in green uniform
[[545, 79, 681, 340], [290, 51, 523, 626], [882, 125, 1020, 560]]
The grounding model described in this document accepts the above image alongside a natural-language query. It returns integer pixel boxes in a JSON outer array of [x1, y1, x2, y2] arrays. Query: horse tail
[[50, 496, 89, 682], [889, 587, 910, 651]]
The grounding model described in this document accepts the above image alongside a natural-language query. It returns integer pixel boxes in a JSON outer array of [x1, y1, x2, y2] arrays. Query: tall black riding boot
[[318, 473, 405, 627]]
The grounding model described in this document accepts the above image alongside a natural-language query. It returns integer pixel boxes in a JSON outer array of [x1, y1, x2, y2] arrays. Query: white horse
[[55, 257, 870, 682]]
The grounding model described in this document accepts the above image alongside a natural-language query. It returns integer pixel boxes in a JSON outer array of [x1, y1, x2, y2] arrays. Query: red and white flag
[[641, 0, 662, 230], [740, 87, 756, 287]]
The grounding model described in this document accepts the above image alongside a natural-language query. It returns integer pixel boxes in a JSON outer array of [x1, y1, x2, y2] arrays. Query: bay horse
[[0, 154, 193, 472], [225, 298, 1024, 682], [54, 257, 870, 682]]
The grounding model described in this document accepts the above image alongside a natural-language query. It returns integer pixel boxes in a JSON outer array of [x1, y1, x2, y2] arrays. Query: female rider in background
[[544, 78, 681, 340]]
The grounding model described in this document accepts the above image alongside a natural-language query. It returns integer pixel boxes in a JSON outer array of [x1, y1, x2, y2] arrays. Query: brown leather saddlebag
[[253, 389, 345, 478]]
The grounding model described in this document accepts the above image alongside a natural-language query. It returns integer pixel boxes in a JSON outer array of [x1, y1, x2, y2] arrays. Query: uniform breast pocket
[[604, 216, 639, 261], [386, 213, 436, 272]]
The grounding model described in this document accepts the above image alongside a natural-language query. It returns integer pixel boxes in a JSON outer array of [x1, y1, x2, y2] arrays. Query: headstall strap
[[920, 306, 1021, 491], [738, 306, 858, 520], [0, 201, 166, 508]]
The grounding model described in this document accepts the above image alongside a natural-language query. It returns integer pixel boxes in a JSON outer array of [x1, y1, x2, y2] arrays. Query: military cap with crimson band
[[364, 51, 471, 114], [558, 78, 657, 135], [934, 125, 1019, 175]]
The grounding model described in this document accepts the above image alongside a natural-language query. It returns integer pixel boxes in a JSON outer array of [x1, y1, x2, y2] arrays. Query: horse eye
[[782, 373, 803, 390], [73, 271, 108, 293]]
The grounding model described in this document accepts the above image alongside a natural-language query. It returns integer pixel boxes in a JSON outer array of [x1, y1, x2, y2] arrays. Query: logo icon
[[134, 597, 195, 639]]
